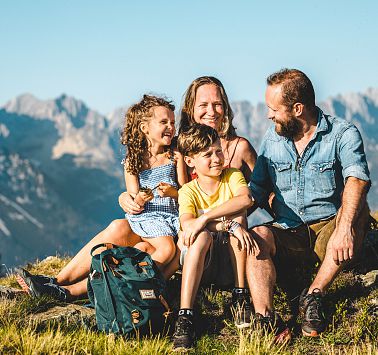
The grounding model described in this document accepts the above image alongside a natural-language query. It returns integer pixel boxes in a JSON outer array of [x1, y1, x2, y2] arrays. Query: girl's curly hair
[[121, 94, 175, 176]]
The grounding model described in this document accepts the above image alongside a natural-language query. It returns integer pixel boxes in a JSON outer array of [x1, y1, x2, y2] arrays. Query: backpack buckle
[[131, 309, 141, 324]]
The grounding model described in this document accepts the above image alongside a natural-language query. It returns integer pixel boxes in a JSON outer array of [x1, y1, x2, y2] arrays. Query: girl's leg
[[162, 233, 183, 280], [143, 236, 176, 270], [57, 219, 141, 285], [134, 241, 156, 254], [64, 278, 88, 300]]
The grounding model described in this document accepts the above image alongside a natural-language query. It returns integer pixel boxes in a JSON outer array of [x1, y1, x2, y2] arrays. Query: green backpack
[[87, 243, 172, 335]]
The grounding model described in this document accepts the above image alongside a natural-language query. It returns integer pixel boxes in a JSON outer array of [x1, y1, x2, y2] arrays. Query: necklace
[[148, 151, 168, 168], [297, 146, 306, 157]]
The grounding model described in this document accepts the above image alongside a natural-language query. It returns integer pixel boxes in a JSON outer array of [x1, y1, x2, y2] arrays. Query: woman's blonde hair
[[179, 76, 236, 139], [121, 94, 175, 175]]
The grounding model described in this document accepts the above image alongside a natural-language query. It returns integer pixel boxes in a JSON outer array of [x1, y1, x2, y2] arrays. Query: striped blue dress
[[126, 162, 180, 238]]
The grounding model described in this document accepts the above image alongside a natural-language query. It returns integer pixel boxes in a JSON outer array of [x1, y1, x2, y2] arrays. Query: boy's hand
[[119, 191, 144, 214], [157, 182, 178, 198], [182, 215, 208, 246], [232, 226, 260, 256]]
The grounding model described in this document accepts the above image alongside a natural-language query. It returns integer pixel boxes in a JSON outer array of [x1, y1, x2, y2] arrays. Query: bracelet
[[228, 221, 241, 235], [221, 219, 232, 232]]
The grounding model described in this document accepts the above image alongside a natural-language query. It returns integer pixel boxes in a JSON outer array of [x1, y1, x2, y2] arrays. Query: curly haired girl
[[16, 95, 187, 301]]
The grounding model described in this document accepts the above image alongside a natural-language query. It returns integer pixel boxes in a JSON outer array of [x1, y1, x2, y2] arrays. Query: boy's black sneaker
[[231, 288, 253, 328], [173, 315, 194, 351], [299, 288, 326, 337], [254, 311, 291, 343], [16, 268, 67, 301]]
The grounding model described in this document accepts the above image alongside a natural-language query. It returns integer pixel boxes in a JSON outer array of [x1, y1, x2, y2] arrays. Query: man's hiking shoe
[[231, 288, 253, 328], [254, 312, 292, 343], [173, 315, 194, 351], [15, 268, 67, 301], [299, 288, 326, 337]]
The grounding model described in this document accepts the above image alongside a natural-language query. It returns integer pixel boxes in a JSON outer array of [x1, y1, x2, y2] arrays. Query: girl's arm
[[157, 149, 188, 200], [121, 162, 153, 211], [124, 163, 140, 196]]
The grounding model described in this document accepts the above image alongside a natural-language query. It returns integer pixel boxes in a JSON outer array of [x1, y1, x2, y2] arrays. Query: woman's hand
[[232, 225, 260, 256], [118, 191, 144, 214], [157, 182, 178, 199]]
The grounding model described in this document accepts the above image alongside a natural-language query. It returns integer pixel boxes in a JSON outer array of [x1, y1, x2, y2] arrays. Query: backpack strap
[[90, 243, 118, 257], [98, 251, 121, 333]]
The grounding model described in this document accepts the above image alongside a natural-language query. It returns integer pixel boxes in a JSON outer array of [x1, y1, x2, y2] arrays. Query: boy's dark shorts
[[262, 203, 370, 271]]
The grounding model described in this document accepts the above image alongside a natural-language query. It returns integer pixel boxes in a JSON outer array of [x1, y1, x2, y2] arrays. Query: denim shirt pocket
[[310, 160, 336, 194], [270, 162, 292, 192]]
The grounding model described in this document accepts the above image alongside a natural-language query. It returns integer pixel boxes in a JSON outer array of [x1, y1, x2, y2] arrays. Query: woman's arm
[[174, 149, 188, 187], [237, 137, 257, 183]]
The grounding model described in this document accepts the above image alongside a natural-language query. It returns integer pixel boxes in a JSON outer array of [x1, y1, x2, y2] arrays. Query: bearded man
[[247, 68, 370, 340]]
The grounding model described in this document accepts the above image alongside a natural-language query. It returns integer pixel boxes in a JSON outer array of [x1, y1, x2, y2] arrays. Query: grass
[[0, 225, 377, 354]]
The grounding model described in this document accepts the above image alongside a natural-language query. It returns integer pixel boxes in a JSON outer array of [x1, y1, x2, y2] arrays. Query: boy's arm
[[180, 213, 200, 247], [206, 213, 260, 255], [181, 186, 253, 241]]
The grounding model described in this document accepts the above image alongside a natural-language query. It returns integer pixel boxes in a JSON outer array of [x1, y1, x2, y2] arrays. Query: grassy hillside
[[0, 238, 377, 354]]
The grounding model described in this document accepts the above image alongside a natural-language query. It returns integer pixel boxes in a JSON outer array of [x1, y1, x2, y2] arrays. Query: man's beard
[[275, 116, 302, 139]]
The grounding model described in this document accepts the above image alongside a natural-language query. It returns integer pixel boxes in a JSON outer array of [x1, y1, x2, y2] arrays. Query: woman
[[180, 76, 257, 180]]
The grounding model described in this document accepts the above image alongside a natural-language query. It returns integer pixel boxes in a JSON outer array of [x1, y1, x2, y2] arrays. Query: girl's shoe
[[15, 268, 67, 301]]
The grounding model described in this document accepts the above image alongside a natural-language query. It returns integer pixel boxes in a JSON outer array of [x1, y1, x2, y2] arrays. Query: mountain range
[[1, 89, 377, 266]]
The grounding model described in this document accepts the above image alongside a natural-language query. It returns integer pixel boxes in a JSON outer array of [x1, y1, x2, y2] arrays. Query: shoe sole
[[275, 328, 292, 344], [15, 274, 33, 296], [302, 329, 321, 337]]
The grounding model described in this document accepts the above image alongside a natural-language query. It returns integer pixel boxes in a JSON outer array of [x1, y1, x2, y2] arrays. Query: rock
[[359, 270, 378, 287], [28, 303, 95, 328], [0, 285, 25, 299]]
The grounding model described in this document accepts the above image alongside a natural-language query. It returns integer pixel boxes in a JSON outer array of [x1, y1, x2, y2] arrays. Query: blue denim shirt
[[249, 108, 370, 228]]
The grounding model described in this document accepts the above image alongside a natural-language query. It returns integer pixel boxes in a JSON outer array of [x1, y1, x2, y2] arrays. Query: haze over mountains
[[1, 89, 377, 266]]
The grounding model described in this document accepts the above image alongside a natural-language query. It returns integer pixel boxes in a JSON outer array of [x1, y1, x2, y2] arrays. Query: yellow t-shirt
[[178, 168, 247, 218]]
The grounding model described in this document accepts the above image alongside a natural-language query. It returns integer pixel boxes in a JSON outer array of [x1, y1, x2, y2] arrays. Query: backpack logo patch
[[139, 289, 157, 299]]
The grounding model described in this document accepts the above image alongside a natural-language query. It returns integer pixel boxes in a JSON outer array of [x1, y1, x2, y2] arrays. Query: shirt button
[[299, 211, 304, 215]]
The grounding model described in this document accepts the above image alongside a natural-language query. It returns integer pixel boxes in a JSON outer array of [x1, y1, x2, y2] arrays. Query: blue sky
[[1, 0, 378, 114]]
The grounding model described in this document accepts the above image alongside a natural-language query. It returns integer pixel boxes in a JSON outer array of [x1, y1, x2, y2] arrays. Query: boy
[[172, 124, 260, 351]]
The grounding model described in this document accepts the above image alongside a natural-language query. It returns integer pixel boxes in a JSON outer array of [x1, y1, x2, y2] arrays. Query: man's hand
[[330, 226, 355, 265], [118, 191, 144, 215], [182, 215, 208, 247], [232, 226, 260, 256]]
